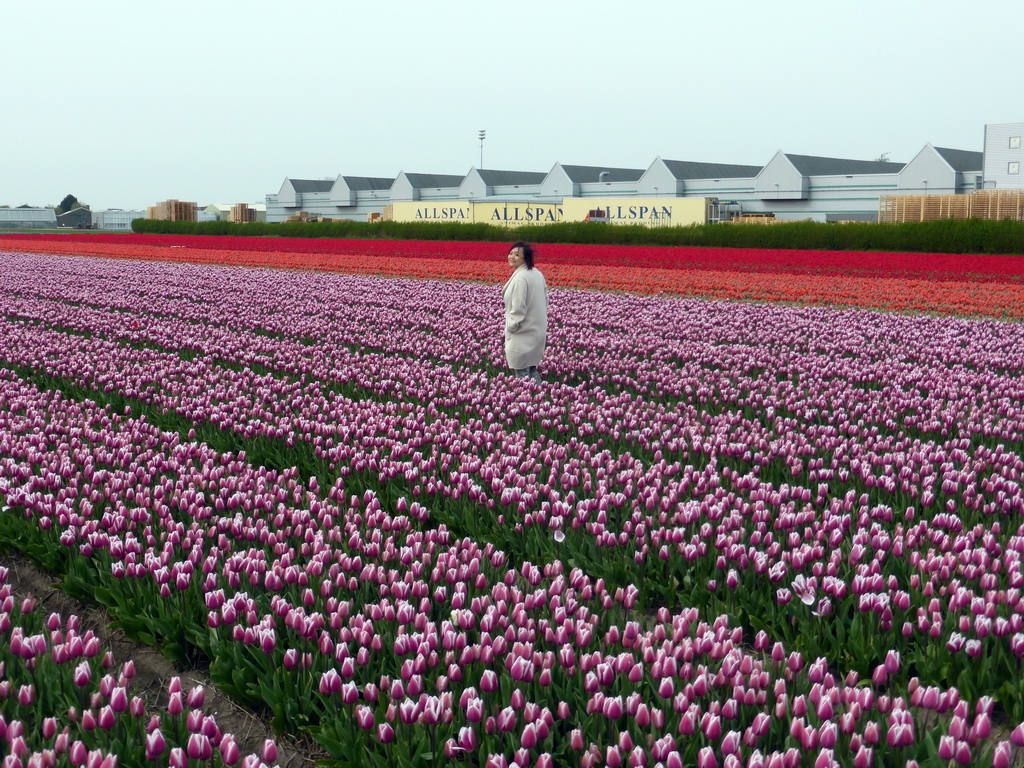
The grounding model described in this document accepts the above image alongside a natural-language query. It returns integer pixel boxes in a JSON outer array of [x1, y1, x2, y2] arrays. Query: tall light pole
[[478, 130, 486, 169]]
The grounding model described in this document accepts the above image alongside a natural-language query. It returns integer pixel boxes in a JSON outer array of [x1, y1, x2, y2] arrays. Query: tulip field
[[0, 567, 280, 767], [2, 237, 1024, 768]]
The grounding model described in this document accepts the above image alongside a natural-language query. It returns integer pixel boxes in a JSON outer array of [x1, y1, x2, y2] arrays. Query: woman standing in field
[[503, 242, 548, 382]]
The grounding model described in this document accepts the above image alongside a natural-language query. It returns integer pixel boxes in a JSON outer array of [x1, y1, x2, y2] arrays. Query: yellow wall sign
[[388, 197, 709, 227], [397, 203, 474, 221], [477, 203, 563, 224], [561, 197, 707, 227]]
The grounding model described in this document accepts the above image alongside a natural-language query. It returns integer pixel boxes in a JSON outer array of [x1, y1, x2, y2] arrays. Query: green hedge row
[[131, 216, 1024, 255]]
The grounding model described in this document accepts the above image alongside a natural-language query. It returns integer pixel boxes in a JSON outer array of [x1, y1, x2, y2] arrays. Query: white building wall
[[578, 180, 642, 197], [490, 183, 543, 198], [984, 122, 1024, 189], [898, 147, 957, 195], [637, 161, 684, 196], [94, 209, 145, 229], [755, 155, 808, 200], [679, 177, 756, 198]]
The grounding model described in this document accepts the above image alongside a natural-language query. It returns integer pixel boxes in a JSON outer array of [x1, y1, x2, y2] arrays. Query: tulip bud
[[262, 739, 278, 763], [145, 730, 166, 761]]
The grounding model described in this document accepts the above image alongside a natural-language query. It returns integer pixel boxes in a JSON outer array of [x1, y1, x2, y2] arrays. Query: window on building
[[1010, 162, 1021, 175], [1010, 137, 1021, 149]]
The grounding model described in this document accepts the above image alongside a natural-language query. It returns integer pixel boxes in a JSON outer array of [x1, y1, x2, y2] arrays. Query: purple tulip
[[73, 662, 91, 688], [168, 692, 184, 716], [953, 740, 971, 766], [261, 739, 277, 763], [219, 735, 240, 766], [187, 733, 212, 761], [1009, 723, 1024, 747], [16, 685, 33, 707], [570, 730, 585, 751], [884, 650, 901, 675], [355, 705, 374, 731], [697, 746, 717, 768], [498, 707, 517, 733], [145, 731, 166, 761], [97, 706, 116, 731]]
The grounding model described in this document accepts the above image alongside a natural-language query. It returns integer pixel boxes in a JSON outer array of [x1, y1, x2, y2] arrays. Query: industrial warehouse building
[[266, 122, 1023, 226], [92, 209, 146, 230], [0, 207, 57, 229]]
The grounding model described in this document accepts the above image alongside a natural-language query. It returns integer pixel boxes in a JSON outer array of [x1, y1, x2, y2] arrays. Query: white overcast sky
[[3, 0, 1021, 210]]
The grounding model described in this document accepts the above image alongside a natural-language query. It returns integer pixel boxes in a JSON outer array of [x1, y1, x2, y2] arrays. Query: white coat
[[503, 264, 548, 370]]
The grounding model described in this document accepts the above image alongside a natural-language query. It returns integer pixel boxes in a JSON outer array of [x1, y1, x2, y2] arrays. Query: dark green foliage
[[131, 217, 1024, 255], [56, 194, 78, 215]]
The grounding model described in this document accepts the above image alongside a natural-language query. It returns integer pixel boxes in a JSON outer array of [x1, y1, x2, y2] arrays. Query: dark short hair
[[511, 241, 535, 269]]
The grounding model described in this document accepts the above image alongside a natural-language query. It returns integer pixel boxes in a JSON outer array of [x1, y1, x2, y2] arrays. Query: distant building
[[897, 145, 983, 196], [983, 122, 1024, 189], [539, 163, 646, 200], [389, 172, 465, 203], [0, 207, 57, 229], [147, 200, 197, 221], [200, 204, 230, 222], [638, 159, 757, 196], [266, 176, 394, 223], [262, 121, 1020, 224], [202, 203, 268, 223], [92, 209, 145, 230], [459, 169, 547, 201], [56, 207, 93, 228]]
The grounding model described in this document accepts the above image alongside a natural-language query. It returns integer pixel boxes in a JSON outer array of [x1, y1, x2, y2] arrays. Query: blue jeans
[[514, 366, 542, 382]]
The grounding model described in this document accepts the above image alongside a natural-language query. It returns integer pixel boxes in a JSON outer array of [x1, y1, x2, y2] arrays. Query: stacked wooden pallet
[[879, 190, 1024, 223], [146, 200, 198, 221], [728, 214, 803, 225], [230, 204, 251, 224], [969, 189, 1024, 220]]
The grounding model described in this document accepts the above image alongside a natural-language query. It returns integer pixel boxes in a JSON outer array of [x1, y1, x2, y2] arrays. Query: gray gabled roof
[[662, 160, 763, 180], [403, 173, 466, 189], [0, 208, 56, 222], [784, 154, 905, 175], [933, 147, 983, 173], [558, 164, 645, 183], [342, 176, 395, 191], [477, 169, 547, 186], [290, 179, 335, 193], [56, 208, 91, 219]]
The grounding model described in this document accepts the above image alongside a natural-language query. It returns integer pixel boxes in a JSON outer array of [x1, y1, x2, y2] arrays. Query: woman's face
[[508, 246, 526, 270]]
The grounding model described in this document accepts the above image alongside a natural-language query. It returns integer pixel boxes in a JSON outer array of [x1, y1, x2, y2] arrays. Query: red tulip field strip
[[4, 237, 1024, 320], [3, 252, 1024, 766], [6, 233, 1024, 283], [0, 568, 280, 767]]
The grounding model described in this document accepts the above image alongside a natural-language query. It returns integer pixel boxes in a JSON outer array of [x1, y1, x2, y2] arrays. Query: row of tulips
[[5, 233, 1024, 284], [3, 239, 1024, 319], [2, 253, 1024, 710], [0, 566, 281, 768], [1, 369, 1023, 767]]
